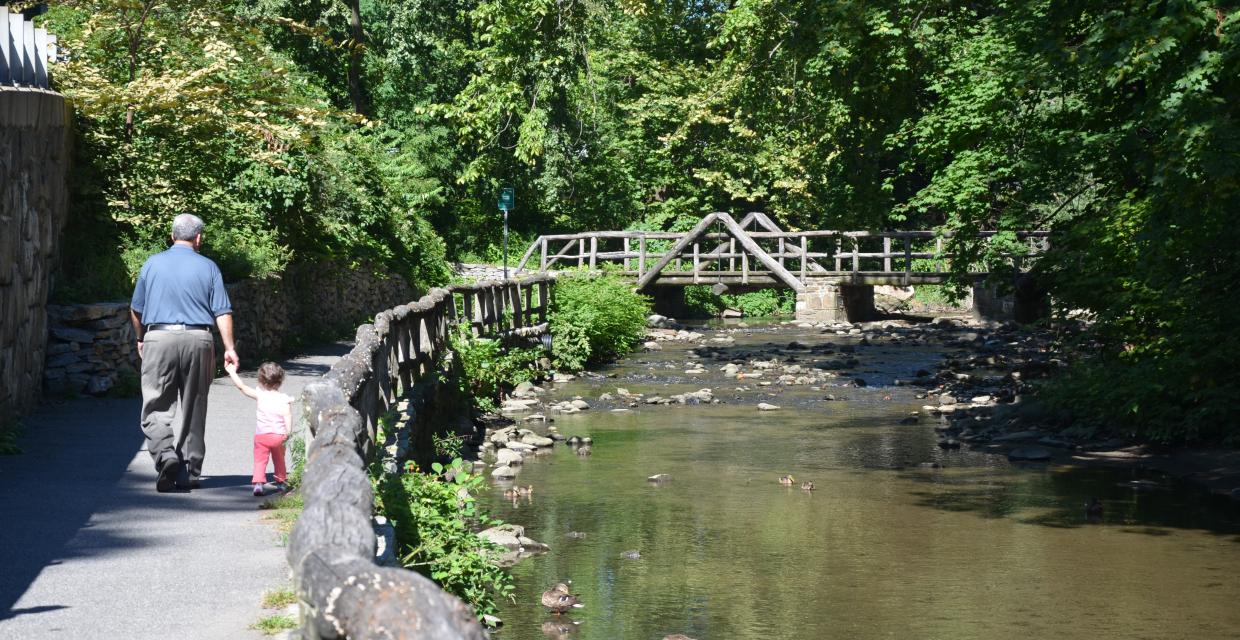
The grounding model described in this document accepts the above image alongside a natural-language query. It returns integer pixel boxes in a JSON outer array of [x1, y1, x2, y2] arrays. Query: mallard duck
[[541, 582, 584, 614], [778, 474, 795, 486], [518, 485, 534, 497], [801, 481, 815, 491], [502, 488, 520, 500]]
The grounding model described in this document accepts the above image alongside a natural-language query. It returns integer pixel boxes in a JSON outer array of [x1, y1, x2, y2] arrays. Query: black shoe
[[156, 460, 181, 493], [188, 474, 202, 489], [175, 463, 193, 490]]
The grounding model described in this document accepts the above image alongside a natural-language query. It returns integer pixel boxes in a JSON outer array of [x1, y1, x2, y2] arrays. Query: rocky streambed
[[473, 314, 1240, 507]]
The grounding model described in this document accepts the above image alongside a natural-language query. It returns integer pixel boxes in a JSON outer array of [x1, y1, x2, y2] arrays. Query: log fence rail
[[291, 274, 553, 640]]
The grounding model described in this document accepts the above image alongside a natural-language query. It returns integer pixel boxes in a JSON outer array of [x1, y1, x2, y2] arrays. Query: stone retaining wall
[[39, 264, 417, 397], [224, 263, 415, 359], [0, 88, 70, 419], [44, 302, 137, 396]]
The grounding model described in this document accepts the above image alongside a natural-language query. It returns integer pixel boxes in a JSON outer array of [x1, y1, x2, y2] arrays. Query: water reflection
[[482, 324, 1240, 639]]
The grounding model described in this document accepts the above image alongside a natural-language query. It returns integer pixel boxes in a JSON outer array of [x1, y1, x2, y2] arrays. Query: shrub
[[376, 459, 513, 619], [448, 326, 541, 411], [683, 285, 725, 317], [721, 289, 795, 317], [548, 273, 651, 370]]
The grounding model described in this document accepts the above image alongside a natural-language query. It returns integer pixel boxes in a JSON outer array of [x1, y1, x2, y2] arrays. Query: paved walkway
[[0, 343, 350, 639]]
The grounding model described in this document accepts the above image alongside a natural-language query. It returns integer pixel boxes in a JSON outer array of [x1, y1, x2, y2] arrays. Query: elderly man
[[130, 214, 239, 492]]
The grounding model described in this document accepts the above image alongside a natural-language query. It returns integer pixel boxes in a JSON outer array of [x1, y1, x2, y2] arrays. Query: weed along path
[[0, 343, 350, 640]]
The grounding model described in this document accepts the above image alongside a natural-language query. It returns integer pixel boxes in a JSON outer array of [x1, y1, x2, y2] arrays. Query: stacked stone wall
[[0, 88, 70, 419], [224, 263, 416, 359], [38, 264, 417, 397]]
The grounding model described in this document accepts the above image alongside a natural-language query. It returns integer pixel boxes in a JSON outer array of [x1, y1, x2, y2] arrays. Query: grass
[[258, 491, 304, 545], [0, 419, 24, 455], [250, 613, 297, 635], [262, 586, 298, 609]]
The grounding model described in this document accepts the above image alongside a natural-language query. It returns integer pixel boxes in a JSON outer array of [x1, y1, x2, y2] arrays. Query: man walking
[[130, 214, 239, 492]]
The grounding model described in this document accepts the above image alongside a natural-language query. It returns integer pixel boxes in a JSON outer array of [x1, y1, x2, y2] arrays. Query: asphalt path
[[0, 343, 350, 639]]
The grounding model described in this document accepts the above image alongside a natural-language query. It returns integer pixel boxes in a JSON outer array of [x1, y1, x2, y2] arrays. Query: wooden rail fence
[[291, 274, 553, 639], [515, 212, 1049, 290]]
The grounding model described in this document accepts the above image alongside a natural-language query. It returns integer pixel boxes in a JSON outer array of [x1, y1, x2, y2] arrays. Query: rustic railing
[[514, 212, 1049, 289], [2, 8, 56, 89], [291, 274, 553, 639]]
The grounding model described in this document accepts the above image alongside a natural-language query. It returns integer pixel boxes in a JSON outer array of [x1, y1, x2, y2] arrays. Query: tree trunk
[[346, 0, 368, 117]]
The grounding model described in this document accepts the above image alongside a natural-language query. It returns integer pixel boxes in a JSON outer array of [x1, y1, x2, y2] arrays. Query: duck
[[778, 474, 795, 486], [502, 488, 520, 500], [1085, 497, 1103, 523], [576, 446, 592, 457], [541, 582, 584, 614], [518, 485, 534, 497], [801, 481, 815, 491]]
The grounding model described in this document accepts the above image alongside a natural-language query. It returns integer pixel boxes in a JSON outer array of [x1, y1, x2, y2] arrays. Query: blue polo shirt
[[131, 245, 232, 325]]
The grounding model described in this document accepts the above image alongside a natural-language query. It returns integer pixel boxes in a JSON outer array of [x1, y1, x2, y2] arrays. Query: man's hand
[[224, 349, 239, 369], [224, 361, 238, 375], [137, 340, 144, 360]]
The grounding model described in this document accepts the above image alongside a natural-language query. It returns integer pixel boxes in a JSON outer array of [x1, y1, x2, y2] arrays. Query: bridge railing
[[292, 274, 552, 640], [2, 8, 57, 89], [516, 227, 1050, 286]]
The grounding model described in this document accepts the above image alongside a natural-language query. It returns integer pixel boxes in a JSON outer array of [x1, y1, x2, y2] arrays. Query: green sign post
[[498, 188, 514, 278]]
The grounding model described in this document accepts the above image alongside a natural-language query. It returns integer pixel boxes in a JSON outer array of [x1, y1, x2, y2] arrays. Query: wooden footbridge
[[513, 212, 1048, 292]]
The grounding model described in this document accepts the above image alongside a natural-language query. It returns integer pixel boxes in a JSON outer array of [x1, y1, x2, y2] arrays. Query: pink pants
[[253, 433, 287, 484]]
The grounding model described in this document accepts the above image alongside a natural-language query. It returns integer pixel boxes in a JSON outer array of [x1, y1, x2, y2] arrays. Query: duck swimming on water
[[541, 582, 584, 615], [778, 475, 795, 486]]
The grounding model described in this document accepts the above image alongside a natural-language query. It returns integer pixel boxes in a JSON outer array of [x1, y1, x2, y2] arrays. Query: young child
[[224, 361, 293, 496]]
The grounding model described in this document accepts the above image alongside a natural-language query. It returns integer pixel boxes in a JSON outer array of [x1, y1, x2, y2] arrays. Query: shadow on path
[[0, 397, 142, 617], [0, 340, 352, 633]]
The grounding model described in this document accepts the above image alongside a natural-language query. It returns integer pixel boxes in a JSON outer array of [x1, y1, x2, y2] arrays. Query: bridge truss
[[514, 212, 1049, 291]]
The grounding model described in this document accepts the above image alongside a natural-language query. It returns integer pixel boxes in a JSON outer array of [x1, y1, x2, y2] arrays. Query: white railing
[[1, 7, 57, 89]]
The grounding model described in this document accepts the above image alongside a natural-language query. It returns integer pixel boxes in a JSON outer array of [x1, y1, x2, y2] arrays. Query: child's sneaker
[[253, 483, 265, 496], [263, 481, 288, 494]]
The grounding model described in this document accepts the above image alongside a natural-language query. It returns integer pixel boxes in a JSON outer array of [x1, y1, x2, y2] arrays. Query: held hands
[[223, 349, 239, 369], [224, 361, 238, 375]]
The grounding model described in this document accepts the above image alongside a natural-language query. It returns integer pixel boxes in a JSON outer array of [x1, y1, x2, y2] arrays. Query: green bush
[[376, 459, 513, 619], [549, 273, 651, 370], [448, 326, 541, 411], [721, 289, 795, 317], [683, 285, 725, 317]]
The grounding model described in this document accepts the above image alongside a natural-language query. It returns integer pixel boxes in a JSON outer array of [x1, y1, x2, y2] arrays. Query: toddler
[[224, 361, 293, 496]]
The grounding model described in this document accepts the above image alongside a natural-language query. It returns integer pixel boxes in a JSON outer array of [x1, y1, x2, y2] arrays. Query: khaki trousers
[[140, 329, 215, 475]]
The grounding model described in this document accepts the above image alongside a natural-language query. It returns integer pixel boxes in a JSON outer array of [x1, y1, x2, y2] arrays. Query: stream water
[[478, 321, 1240, 640]]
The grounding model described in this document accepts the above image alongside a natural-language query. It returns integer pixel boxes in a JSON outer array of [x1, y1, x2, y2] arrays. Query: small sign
[[498, 187, 515, 211]]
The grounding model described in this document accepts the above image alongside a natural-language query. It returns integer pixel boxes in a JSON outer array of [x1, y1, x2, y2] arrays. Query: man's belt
[[146, 324, 212, 332]]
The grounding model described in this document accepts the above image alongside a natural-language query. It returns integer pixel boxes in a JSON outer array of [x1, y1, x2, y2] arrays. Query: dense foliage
[[376, 459, 514, 620], [448, 326, 542, 412], [37, 1, 1240, 441], [684, 286, 794, 318], [548, 273, 651, 370]]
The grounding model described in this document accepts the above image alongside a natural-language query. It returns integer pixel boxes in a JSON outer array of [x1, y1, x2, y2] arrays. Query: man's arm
[[130, 309, 145, 359], [216, 313, 239, 368]]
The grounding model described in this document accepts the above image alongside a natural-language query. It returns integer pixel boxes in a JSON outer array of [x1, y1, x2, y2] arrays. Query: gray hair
[[171, 214, 204, 241]]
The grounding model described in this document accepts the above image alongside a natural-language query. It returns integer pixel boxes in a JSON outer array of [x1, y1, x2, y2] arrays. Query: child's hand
[[224, 362, 237, 375]]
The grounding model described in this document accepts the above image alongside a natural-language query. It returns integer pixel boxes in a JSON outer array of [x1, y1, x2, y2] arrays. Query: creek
[[478, 321, 1240, 640]]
